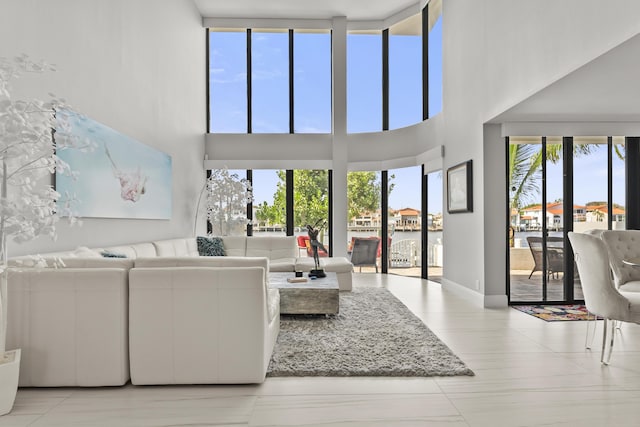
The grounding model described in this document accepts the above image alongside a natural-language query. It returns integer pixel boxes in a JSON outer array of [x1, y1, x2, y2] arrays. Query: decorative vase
[[0, 226, 20, 416], [0, 349, 20, 415]]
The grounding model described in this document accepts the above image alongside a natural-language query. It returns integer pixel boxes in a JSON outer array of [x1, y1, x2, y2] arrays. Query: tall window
[[389, 14, 423, 129], [428, 0, 443, 117], [347, 32, 383, 133], [252, 169, 286, 235], [209, 30, 247, 133], [388, 166, 422, 276], [251, 30, 289, 133], [293, 170, 330, 255], [347, 171, 382, 272], [210, 18, 440, 134], [427, 170, 443, 282], [294, 31, 332, 133], [204, 169, 249, 236], [507, 136, 627, 303]]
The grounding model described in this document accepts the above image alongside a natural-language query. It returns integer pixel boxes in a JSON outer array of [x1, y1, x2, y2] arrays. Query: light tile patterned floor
[[4, 273, 640, 426]]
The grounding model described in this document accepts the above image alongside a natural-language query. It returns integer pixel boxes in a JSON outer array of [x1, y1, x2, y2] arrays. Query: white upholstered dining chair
[[568, 232, 640, 364], [600, 230, 640, 293]]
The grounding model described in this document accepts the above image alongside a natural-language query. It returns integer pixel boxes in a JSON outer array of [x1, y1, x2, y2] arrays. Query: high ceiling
[[489, 32, 640, 124], [193, 0, 420, 21]]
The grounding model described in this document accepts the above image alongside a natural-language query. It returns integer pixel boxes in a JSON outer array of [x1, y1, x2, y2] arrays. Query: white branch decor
[[194, 168, 253, 237], [0, 54, 90, 390]]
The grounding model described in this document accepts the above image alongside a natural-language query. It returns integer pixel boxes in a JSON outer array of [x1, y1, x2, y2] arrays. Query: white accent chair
[[600, 230, 640, 293], [568, 232, 640, 364]]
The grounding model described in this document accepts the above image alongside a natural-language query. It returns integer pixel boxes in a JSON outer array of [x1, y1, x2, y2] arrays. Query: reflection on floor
[[8, 273, 640, 426]]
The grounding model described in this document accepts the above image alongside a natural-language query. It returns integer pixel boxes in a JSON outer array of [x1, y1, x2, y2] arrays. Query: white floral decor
[[194, 168, 253, 237], [0, 55, 89, 415]]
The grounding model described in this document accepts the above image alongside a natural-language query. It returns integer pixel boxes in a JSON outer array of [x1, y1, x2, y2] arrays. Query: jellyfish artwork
[[104, 143, 148, 202]]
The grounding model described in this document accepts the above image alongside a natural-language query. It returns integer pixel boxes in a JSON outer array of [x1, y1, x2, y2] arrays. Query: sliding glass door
[[508, 136, 626, 304]]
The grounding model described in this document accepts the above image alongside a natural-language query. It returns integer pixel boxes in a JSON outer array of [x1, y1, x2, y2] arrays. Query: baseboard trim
[[483, 294, 508, 308], [441, 279, 508, 308]]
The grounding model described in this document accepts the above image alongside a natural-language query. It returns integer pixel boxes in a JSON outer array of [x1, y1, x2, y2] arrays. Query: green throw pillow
[[197, 236, 226, 256]]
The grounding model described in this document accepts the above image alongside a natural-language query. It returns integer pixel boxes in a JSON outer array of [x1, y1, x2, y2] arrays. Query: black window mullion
[[246, 169, 253, 236], [381, 170, 389, 273], [563, 136, 574, 302], [206, 169, 212, 235], [382, 29, 389, 131], [421, 164, 428, 279], [206, 29, 211, 132], [505, 137, 511, 302], [608, 136, 613, 230], [289, 29, 294, 134], [247, 29, 252, 134], [381, 29, 389, 273], [328, 170, 333, 257], [626, 137, 640, 229], [541, 137, 548, 300], [422, 5, 428, 121], [286, 169, 294, 236]]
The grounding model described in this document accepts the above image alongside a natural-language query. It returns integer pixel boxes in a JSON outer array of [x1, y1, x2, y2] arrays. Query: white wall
[[0, 0, 206, 256], [442, 0, 640, 304], [484, 0, 640, 122], [102, 0, 640, 306]]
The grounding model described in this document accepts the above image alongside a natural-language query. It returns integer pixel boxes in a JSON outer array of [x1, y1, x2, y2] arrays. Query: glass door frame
[[506, 136, 582, 305]]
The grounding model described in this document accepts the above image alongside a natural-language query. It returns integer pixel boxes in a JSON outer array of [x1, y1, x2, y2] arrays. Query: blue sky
[[209, 23, 624, 217], [209, 17, 446, 216], [540, 143, 624, 207]]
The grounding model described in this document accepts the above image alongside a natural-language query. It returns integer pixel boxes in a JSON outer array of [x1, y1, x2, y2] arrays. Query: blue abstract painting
[[55, 110, 172, 219]]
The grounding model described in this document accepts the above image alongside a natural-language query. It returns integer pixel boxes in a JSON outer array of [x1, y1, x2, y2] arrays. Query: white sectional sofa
[[129, 260, 279, 385], [7, 258, 131, 387], [152, 236, 353, 291], [6, 235, 353, 387]]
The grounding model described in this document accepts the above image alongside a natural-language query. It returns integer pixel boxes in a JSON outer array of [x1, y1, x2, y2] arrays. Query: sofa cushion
[[268, 258, 296, 272], [72, 246, 102, 258], [101, 243, 157, 259], [196, 236, 225, 256], [295, 257, 353, 273], [134, 256, 269, 273], [320, 257, 354, 273], [59, 258, 135, 269], [10, 257, 134, 270], [601, 230, 640, 288], [246, 236, 296, 260], [221, 236, 247, 257], [266, 288, 280, 323], [620, 280, 640, 293], [153, 238, 198, 257]]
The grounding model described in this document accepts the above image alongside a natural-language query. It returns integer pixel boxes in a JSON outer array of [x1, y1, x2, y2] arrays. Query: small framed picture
[[447, 160, 473, 213]]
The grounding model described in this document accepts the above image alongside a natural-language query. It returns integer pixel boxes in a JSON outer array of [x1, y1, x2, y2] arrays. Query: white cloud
[[211, 72, 247, 84], [251, 69, 284, 81]]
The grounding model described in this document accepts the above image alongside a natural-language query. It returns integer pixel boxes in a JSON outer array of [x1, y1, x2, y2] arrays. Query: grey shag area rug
[[267, 287, 474, 377]]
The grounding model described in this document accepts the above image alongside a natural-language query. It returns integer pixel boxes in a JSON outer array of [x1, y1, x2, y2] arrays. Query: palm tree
[[509, 144, 542, 210], [509, 143, 595, 210]]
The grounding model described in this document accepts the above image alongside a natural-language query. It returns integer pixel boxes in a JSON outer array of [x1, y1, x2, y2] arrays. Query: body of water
[[254, 229, 442, 247], [254, 229, 443, 267]]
